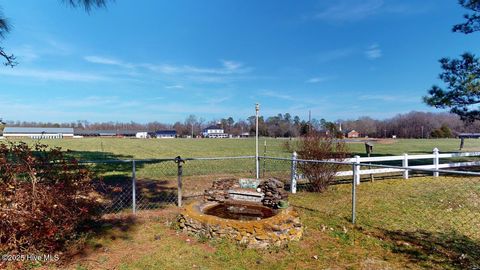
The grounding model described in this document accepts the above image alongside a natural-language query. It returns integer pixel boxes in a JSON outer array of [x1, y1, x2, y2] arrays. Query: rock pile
[[258, 178, 288, 208], [203, 178, 239, 203]]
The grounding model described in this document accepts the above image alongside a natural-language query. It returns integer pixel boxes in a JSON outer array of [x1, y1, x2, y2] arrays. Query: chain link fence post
[[132, 160, 136, 215], [175, 156, 185, 207], [290, 151, 297, 193]]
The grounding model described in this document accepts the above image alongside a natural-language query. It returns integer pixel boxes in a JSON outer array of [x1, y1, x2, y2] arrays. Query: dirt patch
[[376, 139, 397, 145]]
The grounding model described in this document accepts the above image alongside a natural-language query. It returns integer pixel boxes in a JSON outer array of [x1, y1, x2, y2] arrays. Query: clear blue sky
[[0, 0, 479, 123]]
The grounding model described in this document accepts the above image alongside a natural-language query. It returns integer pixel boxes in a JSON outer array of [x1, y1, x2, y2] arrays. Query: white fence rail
[[290, 149, 480, 188]]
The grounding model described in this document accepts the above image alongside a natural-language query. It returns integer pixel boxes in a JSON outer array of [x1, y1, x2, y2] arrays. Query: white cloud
[[365, 44, 382, 59], [260, 90, 296, 101], [85, 56, 251, 76], [165, 84, 184, 89], [359, 94, 419, 103], [0, 67, 110, 82], [306, 77, 330, 83], [312, 0, 430, 23], [314, 0, 384, 22], [221, 60, 243, 71], [84, 55, 134, 68], [14, 45, 39, 62]]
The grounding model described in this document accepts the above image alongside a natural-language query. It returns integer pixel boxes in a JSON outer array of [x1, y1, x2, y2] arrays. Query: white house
[[202, 125, 229, 138], [3, 127, 74, 139], [135, 132, 148, 139]]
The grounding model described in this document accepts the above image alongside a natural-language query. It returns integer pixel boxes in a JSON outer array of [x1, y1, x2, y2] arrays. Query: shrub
[[430, 124, 453, 138], [0, 142, 100, 254], [297, 132, 349, 192]]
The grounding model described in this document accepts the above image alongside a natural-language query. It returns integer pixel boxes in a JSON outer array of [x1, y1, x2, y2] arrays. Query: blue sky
[[0, 0, 479, 123]]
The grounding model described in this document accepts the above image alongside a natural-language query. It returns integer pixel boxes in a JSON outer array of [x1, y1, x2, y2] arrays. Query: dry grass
[[28, 176, 480, 270]]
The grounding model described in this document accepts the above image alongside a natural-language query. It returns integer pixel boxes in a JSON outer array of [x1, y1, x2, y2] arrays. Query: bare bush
[[0, 142, 100, 255], [297, 132, 349, 192]]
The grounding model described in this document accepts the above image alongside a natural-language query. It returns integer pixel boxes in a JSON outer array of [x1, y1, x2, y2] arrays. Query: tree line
[[2, 110, 480, 138]]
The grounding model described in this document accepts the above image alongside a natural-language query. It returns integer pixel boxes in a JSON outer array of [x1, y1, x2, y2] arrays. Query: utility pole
[[308, 110, 311, 133], [255, 103, 260, 179], [421, 126, 424, 139]]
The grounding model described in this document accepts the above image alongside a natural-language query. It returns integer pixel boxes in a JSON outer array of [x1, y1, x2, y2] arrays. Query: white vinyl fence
[[290, 148, 480, 186]]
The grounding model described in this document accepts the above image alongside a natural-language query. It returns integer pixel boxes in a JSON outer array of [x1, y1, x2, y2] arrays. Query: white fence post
[[354, 155, 361, 185], [403, 153, 409, 179], [433, 148, 439, 177], [290, 151, 297, 193]]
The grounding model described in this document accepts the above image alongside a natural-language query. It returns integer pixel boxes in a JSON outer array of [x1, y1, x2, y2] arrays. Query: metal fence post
[[354, 155, 361, 185], [132, 160, 136, 214], [433, 148, 439, 177], [351, 162, 357, 224], [403, 153, 409, 179], [175, 156, 184, 207], [290, 151, 297, 193]]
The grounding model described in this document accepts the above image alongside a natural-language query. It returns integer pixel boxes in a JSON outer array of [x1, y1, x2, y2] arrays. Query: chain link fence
[[84, 155, 480, 252], [261, 156, 480, 266], [85, 156, 257, 214], [69, 153, 480, 267]]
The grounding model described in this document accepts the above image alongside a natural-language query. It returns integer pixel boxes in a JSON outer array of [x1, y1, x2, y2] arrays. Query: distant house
[[346, 130, 360, 138], [317, 129, 331, 137], [202, 125, 229, 138], [155, 130, 176, 139], [3, 127, 74, 139], [136, 132, 148, 139]]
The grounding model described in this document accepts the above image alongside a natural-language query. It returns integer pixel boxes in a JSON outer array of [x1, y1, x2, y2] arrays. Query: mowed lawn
[[56, 176, 480, 270], [6, 137, 480, 182], [7, 137, 480, 160], [2, 138, 479, 269]]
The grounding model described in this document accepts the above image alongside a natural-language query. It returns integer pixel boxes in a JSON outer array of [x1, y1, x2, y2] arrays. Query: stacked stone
[[258, 178, 288, 208], [177, 204, 303, 249], [203, 178, 239, 202]]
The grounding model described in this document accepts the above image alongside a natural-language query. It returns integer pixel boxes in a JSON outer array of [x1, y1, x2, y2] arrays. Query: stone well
[[177, 178, 303, 248]]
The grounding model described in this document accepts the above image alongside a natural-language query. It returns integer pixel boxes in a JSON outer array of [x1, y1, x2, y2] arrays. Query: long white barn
[[3, 127, 74, 139]]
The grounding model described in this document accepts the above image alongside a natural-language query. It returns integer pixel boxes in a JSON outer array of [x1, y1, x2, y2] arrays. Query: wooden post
[[290, 151, 297, 193], [354, 155, 361, 185], [403, 153, 409, 179], [433, 148, 439, 177], [175, 156, 184, 207]]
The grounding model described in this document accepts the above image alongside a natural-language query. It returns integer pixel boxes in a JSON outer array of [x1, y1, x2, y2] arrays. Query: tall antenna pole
[[255, 103, 260, 179]]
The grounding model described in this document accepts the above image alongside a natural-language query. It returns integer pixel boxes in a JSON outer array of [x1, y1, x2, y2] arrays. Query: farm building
[[155, 130, 176, 138], [3, 127, 74, 139], [239, 132, 250, 138], [202, 125, 229, 138], [346, 130, 360, 138], [74, 130, 148, 137]]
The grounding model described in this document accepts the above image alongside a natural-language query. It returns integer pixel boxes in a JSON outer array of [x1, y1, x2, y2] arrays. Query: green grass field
[[5, 137, 480, 160], [5, 137, 480, 184], [60, 176, 480, 270], [2, 138, 480, 269]]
